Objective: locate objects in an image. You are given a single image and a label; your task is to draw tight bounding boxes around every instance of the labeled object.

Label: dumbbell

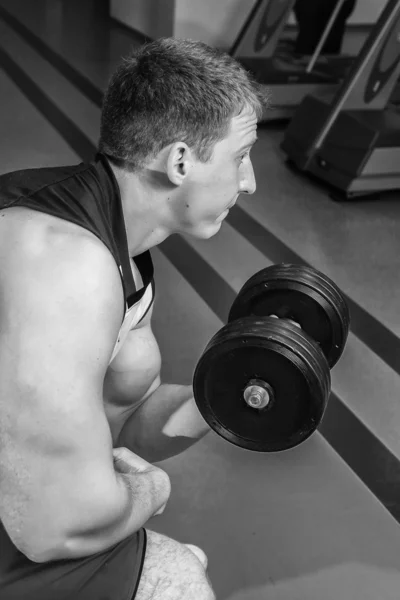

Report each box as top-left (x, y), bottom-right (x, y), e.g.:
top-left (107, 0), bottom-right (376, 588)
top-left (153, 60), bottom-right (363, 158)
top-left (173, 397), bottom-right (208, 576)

top-left (193, 264), bottom-right (350, 453)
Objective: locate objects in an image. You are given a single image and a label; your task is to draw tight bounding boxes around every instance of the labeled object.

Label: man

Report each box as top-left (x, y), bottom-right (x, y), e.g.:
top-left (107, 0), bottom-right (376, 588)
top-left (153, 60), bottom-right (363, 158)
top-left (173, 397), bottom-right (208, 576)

top-left (0, 38), bottom-right (262, 599)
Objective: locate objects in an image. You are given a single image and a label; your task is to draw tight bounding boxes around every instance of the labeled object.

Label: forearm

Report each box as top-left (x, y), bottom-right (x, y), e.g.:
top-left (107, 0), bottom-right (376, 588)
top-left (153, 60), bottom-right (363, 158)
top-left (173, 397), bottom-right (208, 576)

top-left (117, 384), bottom-right (211, 463)
top-left (62, 471), bottom-right (166, 559)
top-left (32, 467), bottom-right (169, 563)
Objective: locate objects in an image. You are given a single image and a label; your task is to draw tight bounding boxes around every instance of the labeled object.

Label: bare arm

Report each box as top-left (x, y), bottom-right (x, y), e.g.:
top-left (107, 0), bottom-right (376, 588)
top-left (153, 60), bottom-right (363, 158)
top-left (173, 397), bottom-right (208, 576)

top-left (105, 308), bottom-right (210, 463)
top-left (117, 382), bottom-right (211, 463)
top-left (0, 231), bottom-right (169, 563)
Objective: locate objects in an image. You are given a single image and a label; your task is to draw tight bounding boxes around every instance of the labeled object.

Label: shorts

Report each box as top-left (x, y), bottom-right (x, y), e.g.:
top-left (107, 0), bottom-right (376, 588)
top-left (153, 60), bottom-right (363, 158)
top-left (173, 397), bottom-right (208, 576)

top-left (0, 524), bottom-right (147, 600)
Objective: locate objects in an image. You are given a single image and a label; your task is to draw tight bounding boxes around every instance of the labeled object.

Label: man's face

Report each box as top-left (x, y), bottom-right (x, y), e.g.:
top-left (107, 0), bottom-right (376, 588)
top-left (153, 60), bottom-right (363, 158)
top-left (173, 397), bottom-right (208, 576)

top-left (176, 106), bottom-right (258, 239)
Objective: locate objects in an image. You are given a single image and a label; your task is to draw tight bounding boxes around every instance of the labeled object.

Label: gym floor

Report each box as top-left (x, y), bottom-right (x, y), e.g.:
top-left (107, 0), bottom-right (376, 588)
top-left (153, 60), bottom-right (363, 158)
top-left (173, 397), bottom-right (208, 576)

top-left (1, 1), bottom-right (400, 598)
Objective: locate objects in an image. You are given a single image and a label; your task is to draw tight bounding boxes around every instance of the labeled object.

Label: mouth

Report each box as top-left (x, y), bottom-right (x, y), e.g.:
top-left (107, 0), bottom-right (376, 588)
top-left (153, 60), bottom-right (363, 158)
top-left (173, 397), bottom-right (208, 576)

top-left (215, 198), bottom-right (238, 223)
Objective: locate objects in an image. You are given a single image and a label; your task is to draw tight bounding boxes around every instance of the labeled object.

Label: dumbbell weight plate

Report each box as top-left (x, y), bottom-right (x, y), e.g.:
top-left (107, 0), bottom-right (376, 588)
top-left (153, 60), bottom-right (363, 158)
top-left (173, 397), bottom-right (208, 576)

top-left (228, 264), bottom-right (350, 368)
top-left (193, 316), bottom-right (330, 452)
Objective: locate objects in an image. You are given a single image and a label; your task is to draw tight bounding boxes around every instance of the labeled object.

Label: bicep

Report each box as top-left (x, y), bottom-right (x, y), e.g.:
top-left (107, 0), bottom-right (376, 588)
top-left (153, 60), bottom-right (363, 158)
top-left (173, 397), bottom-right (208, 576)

top-left (0, 236), bottom-right (123, 552)
top-left (104, 303), bottom-right (161, 404)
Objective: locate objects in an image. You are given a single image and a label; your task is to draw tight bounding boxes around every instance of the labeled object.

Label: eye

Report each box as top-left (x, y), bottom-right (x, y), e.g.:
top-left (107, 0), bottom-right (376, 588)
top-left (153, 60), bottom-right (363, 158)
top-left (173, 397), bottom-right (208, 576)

top-left (238, 150), bottom-right (250, 164)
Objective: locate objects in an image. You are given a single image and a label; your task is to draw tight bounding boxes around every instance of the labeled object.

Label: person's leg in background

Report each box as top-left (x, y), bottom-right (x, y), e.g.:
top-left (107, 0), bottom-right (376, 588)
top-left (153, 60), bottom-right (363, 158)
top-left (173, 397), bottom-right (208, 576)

top-left (293, 0), bottom-right (328, 55)
top-left (322, 0), bottom-right (357, 54)
top-left (293, 0), bottom-right (357, 55)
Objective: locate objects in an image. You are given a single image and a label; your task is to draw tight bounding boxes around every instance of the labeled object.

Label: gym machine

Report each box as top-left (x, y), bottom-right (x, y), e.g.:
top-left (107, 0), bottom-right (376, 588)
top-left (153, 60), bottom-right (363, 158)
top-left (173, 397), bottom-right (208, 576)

top-left (230, 0), bottom-right (355, 121)
top-left (281, 0), bottom-right (400, 200)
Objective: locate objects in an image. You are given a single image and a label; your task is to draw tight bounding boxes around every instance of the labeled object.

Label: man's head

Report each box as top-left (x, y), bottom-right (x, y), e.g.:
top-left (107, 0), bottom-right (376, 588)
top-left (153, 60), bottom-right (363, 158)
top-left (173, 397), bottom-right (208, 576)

top-left (99, 37), bottom-right (263, 172)
top-left (99, 38), bottom-right (264, 241)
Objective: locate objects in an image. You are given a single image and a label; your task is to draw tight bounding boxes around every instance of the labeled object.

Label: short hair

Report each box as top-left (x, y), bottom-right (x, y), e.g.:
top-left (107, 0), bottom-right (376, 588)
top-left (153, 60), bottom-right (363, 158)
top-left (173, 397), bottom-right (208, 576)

top-left (98, 38), bottom-right (264, 171)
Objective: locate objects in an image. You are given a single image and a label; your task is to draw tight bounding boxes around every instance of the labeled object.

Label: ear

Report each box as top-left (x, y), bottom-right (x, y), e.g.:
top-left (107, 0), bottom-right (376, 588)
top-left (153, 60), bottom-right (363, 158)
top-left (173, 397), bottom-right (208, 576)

top-left (166, 142), bottom-right (193, 186)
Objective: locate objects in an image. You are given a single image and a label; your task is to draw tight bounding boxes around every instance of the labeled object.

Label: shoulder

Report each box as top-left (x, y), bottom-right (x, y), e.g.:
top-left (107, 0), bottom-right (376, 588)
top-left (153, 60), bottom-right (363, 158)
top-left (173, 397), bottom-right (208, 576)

top-left (0, 207), bottom-right (124, 326)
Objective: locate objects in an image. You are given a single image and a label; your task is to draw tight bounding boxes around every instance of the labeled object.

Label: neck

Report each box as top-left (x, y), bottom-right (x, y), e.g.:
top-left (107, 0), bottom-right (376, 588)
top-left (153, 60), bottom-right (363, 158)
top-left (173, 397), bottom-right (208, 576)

top-left (110, 162), bottom-right (173, 256)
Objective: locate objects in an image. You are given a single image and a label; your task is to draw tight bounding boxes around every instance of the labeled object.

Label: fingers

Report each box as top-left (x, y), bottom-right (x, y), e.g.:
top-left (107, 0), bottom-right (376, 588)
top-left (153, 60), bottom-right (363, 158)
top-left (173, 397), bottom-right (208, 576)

top-left (112, 447), bottom-right (171, 518)
top-left (184, 544), bottom-right (208, 570)
top-left (112, 446), bottom-right (154, 474)
top-left (153, 503), bottom-right (167, 516)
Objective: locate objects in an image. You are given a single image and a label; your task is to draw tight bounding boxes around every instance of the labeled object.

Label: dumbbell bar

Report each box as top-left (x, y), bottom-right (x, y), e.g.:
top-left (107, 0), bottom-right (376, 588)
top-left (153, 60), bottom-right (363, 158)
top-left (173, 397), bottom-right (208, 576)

top-left (193, 264), bottom-right (350, 453)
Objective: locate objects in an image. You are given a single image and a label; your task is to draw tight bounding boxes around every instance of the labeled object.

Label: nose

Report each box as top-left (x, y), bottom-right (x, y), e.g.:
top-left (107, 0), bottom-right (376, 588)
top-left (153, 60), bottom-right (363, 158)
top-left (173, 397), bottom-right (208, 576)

top-left (239, 159), bottom-right (256, 195)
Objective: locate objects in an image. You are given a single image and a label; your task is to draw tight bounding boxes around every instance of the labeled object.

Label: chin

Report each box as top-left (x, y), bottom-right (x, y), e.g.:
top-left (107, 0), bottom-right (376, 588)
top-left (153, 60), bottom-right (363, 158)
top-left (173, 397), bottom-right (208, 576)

top-left (195, 222), bottom-right (222, 239)
top-left (181, 218), bottom-right (224, 240)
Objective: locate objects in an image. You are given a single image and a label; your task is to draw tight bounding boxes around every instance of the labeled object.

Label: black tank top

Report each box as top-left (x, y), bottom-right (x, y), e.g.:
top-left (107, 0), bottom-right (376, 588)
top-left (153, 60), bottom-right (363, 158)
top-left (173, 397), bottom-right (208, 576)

top-left (0, 152), bottom-right (154, 310)
top-left (0, 154), bottom-right (153, 599)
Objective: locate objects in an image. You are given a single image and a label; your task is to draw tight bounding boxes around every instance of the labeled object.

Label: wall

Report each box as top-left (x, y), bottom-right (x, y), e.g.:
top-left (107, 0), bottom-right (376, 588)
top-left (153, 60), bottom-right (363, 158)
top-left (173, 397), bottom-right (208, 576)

top-left (110, 0), bottom-right (386, 49)
top-left (174, 0), bottom-right (385, 48)
top-left (110, 0), bottom-right (175, 39)
top-left (173, 0), bottom-right (256, 49)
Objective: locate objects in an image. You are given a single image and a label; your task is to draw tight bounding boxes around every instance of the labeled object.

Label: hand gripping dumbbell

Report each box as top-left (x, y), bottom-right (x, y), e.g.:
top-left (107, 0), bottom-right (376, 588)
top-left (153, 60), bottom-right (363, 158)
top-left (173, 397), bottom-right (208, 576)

top-left (193, 264), bottom-right (350, 452)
